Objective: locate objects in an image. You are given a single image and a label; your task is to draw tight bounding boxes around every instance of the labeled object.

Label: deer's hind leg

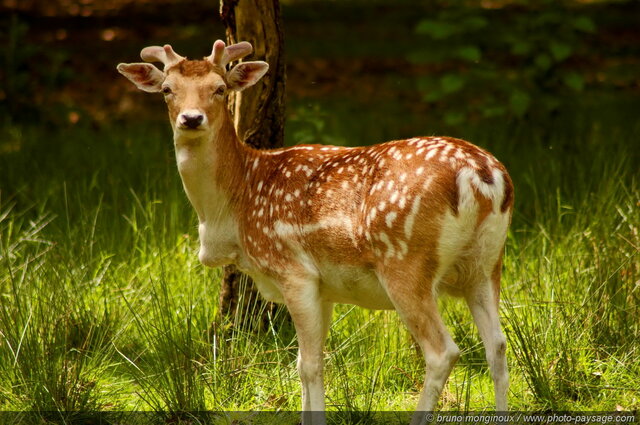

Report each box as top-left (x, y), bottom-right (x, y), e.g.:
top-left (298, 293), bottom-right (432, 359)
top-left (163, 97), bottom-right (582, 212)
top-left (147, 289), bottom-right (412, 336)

top-left (379, 266), bottom-right (460, 424)
top-left (464, 263), bottom-right (509, 411)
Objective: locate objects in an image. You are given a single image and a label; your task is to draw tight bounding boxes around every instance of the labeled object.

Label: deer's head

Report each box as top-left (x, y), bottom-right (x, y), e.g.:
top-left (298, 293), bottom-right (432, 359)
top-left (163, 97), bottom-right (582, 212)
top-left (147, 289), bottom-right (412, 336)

top-left (117, 40), bottom-right (268, 139)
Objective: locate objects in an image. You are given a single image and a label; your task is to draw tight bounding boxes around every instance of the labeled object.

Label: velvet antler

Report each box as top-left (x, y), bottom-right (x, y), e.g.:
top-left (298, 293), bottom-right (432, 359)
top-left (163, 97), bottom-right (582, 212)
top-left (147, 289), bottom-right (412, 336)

top-left (140, 44), bottom-right (185, 70)
top-left (206, 39), bottom-right (254, 69)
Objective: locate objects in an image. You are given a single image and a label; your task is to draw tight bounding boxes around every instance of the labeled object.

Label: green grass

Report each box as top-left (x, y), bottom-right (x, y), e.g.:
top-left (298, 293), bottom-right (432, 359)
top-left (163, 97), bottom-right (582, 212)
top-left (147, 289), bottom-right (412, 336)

top-left (0, 96), bottom-right (639, 421)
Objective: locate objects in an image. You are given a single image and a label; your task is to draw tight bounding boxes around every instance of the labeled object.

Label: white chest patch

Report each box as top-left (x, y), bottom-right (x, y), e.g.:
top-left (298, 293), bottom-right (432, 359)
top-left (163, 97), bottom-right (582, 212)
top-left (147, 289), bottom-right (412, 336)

top-left (198, 220), bottom-right (239, 267)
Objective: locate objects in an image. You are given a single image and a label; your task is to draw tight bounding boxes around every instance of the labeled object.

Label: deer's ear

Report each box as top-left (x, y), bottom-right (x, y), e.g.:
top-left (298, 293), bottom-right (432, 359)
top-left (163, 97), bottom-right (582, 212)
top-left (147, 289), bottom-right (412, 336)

top-left (226, 61), bottom-right (269, 92)
top-left (117, 63), bottom-right (164, 93)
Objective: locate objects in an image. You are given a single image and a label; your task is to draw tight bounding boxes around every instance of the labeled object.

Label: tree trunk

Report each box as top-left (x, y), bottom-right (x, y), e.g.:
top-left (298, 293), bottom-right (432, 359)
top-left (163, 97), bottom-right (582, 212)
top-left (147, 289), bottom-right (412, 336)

top-left (218, 0), bottom-right (286, 330)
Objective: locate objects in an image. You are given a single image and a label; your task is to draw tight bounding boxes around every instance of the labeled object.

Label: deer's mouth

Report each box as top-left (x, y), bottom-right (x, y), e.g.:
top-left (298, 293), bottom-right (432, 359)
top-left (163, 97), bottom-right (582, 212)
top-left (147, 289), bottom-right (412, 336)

top-left (178, 125), bottom-right (206, 131)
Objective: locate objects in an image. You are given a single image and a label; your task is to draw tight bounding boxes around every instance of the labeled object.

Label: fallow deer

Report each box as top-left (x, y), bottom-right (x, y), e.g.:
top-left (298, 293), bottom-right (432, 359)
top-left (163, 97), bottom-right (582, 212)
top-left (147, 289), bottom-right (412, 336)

top-left (117, 40), bottom-right (513, 424)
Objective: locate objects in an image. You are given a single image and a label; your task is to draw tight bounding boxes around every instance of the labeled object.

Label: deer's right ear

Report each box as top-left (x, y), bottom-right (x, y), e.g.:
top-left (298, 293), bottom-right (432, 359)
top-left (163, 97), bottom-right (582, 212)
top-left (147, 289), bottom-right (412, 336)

top-left (117, 63), bottom-right (164, 93)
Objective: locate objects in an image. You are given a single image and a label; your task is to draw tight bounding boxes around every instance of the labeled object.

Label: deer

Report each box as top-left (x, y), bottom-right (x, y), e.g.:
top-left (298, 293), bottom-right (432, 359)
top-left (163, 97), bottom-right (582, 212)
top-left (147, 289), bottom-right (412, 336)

top-left (117, 40), bottom-right (514, 424)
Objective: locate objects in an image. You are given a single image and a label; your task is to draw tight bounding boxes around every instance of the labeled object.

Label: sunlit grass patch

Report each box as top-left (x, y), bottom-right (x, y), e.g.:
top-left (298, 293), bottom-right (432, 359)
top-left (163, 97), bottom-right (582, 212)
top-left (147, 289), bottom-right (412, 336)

top-left (1, 101), bottom-right (639, 415)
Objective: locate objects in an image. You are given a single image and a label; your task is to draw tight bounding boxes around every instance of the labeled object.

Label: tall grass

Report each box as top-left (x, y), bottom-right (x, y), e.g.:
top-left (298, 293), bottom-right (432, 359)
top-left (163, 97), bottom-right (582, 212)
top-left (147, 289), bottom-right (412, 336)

top-left (0, 203), bottom-right (118, 421)
top-left (0, 97), bottom-right (639, 419)
top-left (502, 157), bottom-right (639, 409)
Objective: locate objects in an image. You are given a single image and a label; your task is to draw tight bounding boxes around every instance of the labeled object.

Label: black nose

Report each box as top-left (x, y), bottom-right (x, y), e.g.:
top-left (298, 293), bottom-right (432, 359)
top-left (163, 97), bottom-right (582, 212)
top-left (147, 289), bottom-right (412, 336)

top-left (182, 114), bottom-right (204, 129)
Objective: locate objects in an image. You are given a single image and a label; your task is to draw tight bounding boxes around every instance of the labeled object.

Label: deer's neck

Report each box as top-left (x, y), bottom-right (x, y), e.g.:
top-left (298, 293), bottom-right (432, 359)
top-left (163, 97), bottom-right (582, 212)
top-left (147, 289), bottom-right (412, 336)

top-left (173, 111), bottom-right (248, 225)
top-left (173, 110), bottom-right (262, 268)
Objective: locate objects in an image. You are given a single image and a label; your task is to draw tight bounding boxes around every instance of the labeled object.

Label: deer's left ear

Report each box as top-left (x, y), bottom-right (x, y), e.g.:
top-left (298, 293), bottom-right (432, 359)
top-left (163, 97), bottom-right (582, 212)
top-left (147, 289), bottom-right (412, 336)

top-left (226, 61), bottom-right (269, 91)
top-left (117, 63), bottom-right (164, 93)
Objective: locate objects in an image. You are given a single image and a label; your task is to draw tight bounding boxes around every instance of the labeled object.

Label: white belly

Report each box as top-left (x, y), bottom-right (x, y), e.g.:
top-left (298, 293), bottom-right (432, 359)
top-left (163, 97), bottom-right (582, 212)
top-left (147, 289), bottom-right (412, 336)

top-left (241, 261), bottom-right (393, 310)
top-left (249, 272), bottom-right (286, 304)
top-left (318, 264), bottom-right (394, 310)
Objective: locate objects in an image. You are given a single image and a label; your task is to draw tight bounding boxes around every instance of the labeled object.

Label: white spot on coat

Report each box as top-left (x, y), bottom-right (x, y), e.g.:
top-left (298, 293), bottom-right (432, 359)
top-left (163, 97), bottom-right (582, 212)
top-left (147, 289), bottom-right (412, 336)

top-left (385, 211), bottom-right (397, 228)
top-left (379, 232), bottom-right (395, 259)
top-left (404, 194), bottom-right (423, 239)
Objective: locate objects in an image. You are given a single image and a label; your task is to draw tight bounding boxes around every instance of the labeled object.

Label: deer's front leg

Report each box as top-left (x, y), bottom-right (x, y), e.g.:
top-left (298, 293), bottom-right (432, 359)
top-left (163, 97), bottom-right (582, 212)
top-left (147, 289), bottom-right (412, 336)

top-left (283, 280), bottom-right (333, 425)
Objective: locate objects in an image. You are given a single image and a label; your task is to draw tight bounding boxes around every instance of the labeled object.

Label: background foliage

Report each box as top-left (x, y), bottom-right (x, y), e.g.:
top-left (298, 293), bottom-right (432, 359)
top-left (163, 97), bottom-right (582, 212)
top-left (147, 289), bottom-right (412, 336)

top-left (412, 2), bottom-right (597, 123)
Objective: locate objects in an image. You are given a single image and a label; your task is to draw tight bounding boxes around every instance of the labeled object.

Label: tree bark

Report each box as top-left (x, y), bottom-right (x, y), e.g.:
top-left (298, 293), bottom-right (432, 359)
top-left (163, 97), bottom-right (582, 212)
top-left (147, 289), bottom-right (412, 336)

top-left (220, 0), bottom-right (285, 147)
top-left (218, 0), bottom-right (286, 330)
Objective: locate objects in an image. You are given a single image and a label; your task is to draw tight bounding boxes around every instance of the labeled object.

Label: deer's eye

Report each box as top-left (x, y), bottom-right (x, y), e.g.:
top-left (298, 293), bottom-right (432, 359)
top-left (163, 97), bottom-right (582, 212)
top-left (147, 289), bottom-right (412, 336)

top-left (162, 86), bottom-right (172, 95)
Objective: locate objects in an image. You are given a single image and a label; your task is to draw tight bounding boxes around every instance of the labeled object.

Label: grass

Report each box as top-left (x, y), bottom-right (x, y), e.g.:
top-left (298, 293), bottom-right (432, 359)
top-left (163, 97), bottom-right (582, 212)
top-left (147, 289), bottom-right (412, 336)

top-left (0, 94), bottom-right (639, 422)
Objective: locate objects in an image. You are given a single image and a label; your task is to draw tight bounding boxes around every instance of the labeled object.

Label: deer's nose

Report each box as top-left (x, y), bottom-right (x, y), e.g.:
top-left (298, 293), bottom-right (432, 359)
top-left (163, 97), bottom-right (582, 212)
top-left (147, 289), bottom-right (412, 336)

top-left (179, 112), bottom-right (204, 129)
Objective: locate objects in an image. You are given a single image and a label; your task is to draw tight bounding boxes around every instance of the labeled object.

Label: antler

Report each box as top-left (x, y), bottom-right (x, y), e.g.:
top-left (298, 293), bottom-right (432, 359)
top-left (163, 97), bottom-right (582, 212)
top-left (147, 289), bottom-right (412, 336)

top-left (207, 39), bottom-right (253, 69)
top-left (140, 44), bottom-right (185, 70)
